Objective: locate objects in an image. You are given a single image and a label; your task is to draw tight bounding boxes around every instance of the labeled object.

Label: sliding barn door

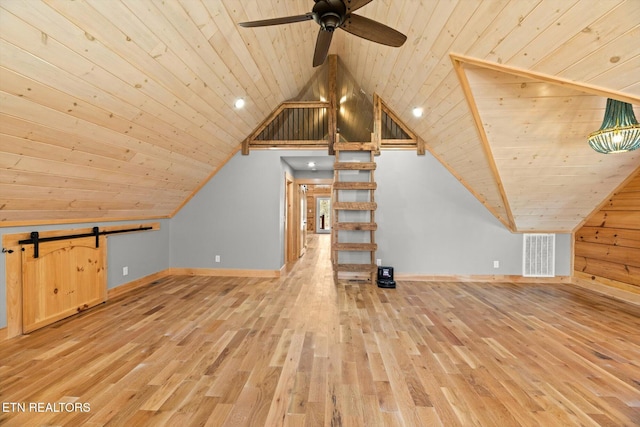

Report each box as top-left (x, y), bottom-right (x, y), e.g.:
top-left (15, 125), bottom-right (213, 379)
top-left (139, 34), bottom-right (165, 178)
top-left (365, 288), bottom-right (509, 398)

top-left (22, 236), bottom-right (107, 333)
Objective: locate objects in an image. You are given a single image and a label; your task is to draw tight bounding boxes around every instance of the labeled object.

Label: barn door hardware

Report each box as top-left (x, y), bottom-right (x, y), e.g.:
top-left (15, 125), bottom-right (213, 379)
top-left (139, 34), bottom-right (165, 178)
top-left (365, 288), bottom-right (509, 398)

top-left (18, 226), bottom-right (153, 258)
top-left (1, 248), bottom-right (15, 254)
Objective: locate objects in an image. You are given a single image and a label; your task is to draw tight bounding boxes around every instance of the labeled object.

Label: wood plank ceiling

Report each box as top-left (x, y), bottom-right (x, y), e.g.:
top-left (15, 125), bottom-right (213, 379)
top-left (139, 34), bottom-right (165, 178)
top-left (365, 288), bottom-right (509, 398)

top-left (0, 0), bottom-right (639, 230)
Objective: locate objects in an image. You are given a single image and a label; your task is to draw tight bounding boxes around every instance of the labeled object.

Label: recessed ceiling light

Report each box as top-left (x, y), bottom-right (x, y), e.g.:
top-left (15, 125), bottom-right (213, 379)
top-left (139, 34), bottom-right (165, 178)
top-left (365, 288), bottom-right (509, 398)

top-left (308, 161), bottom-right (316, 167)
top-left (412, 107), bottom-right (423, 118)
top-left (234, 98), bottom-right (245, 109)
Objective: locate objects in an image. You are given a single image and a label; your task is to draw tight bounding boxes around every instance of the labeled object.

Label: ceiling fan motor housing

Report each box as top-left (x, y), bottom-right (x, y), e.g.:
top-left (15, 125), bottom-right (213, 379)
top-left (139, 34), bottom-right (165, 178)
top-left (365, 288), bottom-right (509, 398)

top-left (313, 0), bottom-right (346, 31)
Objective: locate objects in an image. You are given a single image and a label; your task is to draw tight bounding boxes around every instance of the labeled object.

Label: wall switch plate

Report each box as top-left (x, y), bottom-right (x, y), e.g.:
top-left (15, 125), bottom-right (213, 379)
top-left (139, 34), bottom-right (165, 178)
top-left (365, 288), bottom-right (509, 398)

top-left (123, 266), bottom-right (129, 276)
top-left (215, 255), bottom-right (220, 263)
top-left (493, 260), bottom-right (499, 269)
top-left (376, 259), bottom-right (382, 266)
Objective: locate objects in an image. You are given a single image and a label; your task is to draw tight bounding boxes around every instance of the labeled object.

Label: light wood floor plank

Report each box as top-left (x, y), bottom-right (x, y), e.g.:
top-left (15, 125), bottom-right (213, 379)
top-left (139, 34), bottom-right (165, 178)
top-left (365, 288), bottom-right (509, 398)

top-left (1, 234), bottom-right (639, 426)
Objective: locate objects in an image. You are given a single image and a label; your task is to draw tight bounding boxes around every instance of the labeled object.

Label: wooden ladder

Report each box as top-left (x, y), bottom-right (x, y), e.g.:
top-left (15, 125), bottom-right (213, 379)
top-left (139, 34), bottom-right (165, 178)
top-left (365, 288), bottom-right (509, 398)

top-left (331, 143), bottom-right (378, 282)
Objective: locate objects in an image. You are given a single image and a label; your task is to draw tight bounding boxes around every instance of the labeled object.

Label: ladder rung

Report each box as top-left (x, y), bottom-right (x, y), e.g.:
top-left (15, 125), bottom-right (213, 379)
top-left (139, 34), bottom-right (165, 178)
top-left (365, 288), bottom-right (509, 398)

top-left (333, 202), bottom-right (377, 211)
top-left (333, 222), bottom-right (377, 231)
top-left (333, 243), bottom-right (377, 251)
top-left (334, 162), bottom-right (377, 170)
top-left (333, 182), bottom-right (377, 190)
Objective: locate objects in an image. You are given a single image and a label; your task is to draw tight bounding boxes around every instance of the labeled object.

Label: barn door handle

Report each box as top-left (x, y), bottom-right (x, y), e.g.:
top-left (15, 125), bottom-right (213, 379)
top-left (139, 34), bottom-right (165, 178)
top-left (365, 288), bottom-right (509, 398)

top-left (1, 248), bottom-right (14, 254)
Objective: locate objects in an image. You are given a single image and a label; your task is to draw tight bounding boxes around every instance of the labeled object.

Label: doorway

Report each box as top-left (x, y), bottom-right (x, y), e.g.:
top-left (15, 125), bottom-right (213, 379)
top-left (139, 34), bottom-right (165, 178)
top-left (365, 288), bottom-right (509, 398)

top-left (316, 197), bottom-right (331, 233)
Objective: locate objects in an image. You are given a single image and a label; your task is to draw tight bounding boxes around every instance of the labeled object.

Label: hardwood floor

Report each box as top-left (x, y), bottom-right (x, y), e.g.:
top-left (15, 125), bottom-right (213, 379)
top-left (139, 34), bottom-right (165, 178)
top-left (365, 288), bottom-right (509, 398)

top-left (1, 234), bottom-right (639, 426)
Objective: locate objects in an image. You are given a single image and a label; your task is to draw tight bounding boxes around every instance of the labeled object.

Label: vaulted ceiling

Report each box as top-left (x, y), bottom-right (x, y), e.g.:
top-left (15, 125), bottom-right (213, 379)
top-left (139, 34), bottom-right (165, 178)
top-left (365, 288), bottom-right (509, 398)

top-left (0, 0), bottom-right (639, 230)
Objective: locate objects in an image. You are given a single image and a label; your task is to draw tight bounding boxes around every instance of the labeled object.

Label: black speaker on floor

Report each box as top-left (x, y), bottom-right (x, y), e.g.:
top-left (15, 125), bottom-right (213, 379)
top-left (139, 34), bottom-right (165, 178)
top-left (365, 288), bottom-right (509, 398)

top-left (377, 266), bottom-right (396, 288)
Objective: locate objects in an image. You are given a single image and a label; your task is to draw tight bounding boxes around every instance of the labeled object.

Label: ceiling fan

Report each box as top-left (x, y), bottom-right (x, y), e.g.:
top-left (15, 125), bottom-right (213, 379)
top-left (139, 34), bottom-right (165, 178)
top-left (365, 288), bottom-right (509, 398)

top-left (238, 0), bottom-right (407, 67)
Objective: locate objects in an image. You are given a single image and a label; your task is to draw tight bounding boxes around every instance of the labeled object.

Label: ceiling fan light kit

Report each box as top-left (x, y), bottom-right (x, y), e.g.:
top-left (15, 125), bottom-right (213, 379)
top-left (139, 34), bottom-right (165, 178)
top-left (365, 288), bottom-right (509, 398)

top-left (238, 0), bottom-right (406, 67)
top-left (588, 98), bottom-right (640, 154)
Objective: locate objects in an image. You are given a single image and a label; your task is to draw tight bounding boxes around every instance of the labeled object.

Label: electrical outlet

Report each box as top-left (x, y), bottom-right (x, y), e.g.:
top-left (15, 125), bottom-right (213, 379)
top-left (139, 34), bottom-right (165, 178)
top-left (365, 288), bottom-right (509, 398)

top-left (123, 266), bottom-right (129, 276)
top-left (215, 255), bottom-right (220, 263)
top-left (493, 260), bottom-right (499, 269)
top-left (376, 259), bottom-right (382, 266)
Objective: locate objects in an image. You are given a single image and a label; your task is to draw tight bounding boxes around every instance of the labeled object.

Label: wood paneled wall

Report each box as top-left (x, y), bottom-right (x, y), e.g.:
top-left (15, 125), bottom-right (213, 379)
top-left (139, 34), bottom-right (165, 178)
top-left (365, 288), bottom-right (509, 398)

top-left (575, 171), bottom-right (640, 292)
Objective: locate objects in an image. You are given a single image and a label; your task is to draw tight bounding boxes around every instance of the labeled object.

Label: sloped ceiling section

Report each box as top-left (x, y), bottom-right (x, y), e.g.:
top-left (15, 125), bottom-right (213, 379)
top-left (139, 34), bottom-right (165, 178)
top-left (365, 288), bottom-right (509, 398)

top-left (458, 60), bottom-right (640, 232)
top-left (0, 1), bottom-right (639, 228)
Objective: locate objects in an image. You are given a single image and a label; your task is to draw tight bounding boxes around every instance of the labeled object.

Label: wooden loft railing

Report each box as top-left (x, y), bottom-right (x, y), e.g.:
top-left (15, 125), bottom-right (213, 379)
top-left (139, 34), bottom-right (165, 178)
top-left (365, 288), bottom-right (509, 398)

top-left (372, 93), bottom-right (426, 155)
top-left (241, 56), bottom-right (425, 156)
top-left (241, 101), bottom-right (330, 154)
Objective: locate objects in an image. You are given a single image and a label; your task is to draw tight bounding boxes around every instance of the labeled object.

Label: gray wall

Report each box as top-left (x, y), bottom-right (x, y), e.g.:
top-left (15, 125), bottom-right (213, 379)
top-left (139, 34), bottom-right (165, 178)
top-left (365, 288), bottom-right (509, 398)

top-left (170, 150), bottom-right (328, 271)
top-left (375, 151), bottom-right (571, 275)
top-left (0, 219), bottom-right (170, 329)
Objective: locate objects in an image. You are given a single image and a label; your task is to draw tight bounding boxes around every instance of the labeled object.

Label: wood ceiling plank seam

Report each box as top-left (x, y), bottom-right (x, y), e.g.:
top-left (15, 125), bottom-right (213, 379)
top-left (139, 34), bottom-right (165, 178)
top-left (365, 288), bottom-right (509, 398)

top-left (622, 80), bottom-right (640, 94)
top-left (0, 32), bottom-right (134, 122)
top-left (7, 0), bottom-right (220, 140)
top-left (523, 1), bottom-right (636, 77)
top-left (450, 54), bottom-right (640, 104)
top-left (1, 113), bottom-right (226, 179)
top-left (373, 0), bottom-right (423, 100)
top-left (463, 0), bottom-right (544, 61)
top-left (581, 47), bottom-right (640, 94)
top-left (508, 0), bottom-right (629, 73)
top-left (485, 0), bottom-right (580, 68)
top-left (497, 162), bottom-right (640, 174)
top-left (0, 113), bottom-right (132, 163)
top-left (90, 0), bottom-right (272, 132)
top-left (0, 184), bottom-right (118, 201)
top-left (153, 0), bottom-right (270, 123)
top-left (0, 67), bottom-right (226, 169)
top-left (0, 152), bottom-right (198, 193)
top-left (0, 198), bottom-right (157, 212)
top-left (120, 0), bottom-right (253, 127)
top-left (0, 89), bottom-right (222, 170)
top-left (392, 0), bottom-right (496, 110)
top-left (0, 46), bottom-right (226, 161)
top-left (365, 0), bottom-right (412, 98)
top-left (352, 0), bottom-right (384, 91)
top-left (388, 2), bottom-right (473, 108)
top-left (115, 0), bottom-right (259, 130)
top-left (359, 0), bottom-right (387, 95)
top-left (0, 12), bottom-right (238, 158)
top-left (0, 170), bottom-right (159, 195)
top-left (240, 9), bottom-right (297, 103)
top-left (411, 0), bottom-right (529, 111)
top-left (276, 2), bottom-right (312, 96)
top-left (0, 133), bottom-right (210, 183)
top-left (274, 2), bottom-right (313, 94)
top-left (201, 23), bottom-right (273, 117)
top-left (43, 1), bottom-right (250, 146)
top-left (207, 1), bottom-right (266, 85)
top-left (224, 1), bottom-right (285, 107)
top-left (0, 211), bottom-right (171, 225)
top-left (248, 0), bottom-right (302, 100)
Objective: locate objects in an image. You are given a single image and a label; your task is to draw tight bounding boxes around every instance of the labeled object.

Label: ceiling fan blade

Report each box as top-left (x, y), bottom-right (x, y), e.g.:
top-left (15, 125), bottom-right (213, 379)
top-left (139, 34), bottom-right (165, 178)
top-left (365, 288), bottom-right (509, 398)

top-left (343, 0), bottom-right (373, 13)
top-left (340, 14), bottom-right (406, 47)
top-left (313, 29), bottom-right (334, 67)
top-left (239, 13), bottom-right (314, 28)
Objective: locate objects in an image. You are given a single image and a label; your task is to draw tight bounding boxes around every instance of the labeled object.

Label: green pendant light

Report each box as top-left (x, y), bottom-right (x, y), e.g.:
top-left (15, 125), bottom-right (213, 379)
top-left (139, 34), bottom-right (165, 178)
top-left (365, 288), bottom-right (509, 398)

top-left (587, 99), bottom-right (640, 154)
